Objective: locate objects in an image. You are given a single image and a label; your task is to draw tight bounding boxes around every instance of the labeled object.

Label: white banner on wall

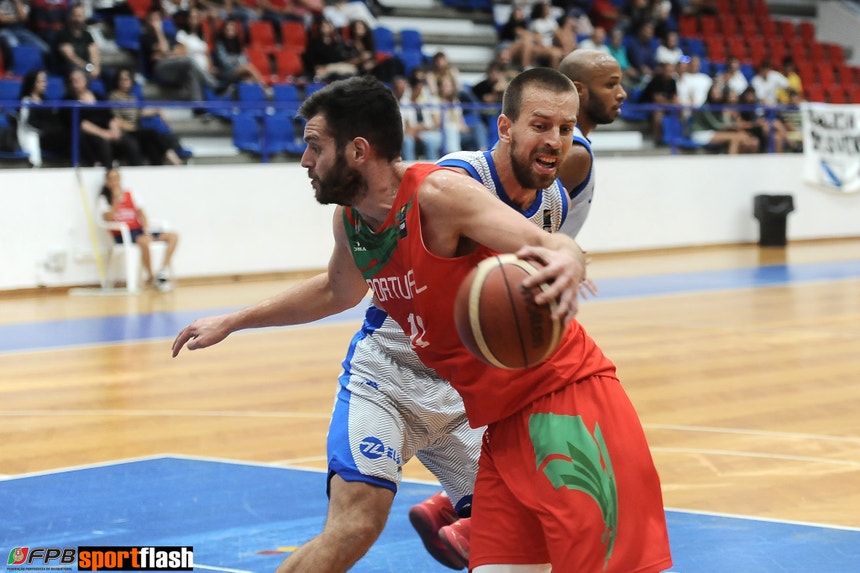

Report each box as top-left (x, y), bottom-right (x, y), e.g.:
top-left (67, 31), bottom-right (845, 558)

top-left (801, 102), bottom-right (860, 194)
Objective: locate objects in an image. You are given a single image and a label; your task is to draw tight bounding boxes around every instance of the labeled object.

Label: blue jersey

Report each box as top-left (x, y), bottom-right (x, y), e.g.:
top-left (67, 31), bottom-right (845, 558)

top-left (558, 125), bottom-right (594, 238)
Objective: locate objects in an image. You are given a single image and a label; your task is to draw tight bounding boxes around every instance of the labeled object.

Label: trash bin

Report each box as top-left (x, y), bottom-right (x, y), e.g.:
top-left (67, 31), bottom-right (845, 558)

top-left (753, 194), bottom-right (794, 247)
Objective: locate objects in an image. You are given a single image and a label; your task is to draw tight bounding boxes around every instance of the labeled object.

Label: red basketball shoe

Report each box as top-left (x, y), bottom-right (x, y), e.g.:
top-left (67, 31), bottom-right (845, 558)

top-left (408, 492), bottom-right (467, 570)
top-left (439, 517), bottom-right (471, 567)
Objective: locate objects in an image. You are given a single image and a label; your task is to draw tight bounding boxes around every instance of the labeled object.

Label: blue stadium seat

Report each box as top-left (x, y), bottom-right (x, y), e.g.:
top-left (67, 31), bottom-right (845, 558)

top-left (114, 15), bottom-right (142, 51)
top-left (45, 75), bottom-right (65, 100)
top-left (263, 111), bottom-right (306, 155)
top-left (12, 46), bottom-right (44, 77)
top-left (399, 29), bottom-right (423, 53)
top-left (232, 112), bottom-right (262, 154)
top-left (661, 114), bottom-right (709, 153)
top-left (373, 26), bottom-right (396, 55)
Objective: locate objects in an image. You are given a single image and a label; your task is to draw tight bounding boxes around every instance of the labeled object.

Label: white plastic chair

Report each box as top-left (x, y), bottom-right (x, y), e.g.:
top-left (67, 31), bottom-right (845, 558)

top-left (96, 218), bottom-right (143, 293)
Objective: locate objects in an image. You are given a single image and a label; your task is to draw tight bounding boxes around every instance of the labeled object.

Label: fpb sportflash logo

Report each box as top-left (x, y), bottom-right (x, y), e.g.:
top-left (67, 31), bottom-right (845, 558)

top-left (7, 546), bottom-right (194, 571)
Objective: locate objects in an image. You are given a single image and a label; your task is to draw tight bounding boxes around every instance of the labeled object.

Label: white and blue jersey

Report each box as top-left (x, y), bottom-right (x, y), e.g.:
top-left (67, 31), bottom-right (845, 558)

top-left (328, 150), bottom-right (575, 515)
top-left (558, 125), bottom-right (595, 238)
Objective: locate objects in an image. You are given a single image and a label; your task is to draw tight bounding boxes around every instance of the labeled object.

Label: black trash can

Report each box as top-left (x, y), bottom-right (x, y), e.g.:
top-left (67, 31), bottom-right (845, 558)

top-left (753, 194), bottom-right (794, 247)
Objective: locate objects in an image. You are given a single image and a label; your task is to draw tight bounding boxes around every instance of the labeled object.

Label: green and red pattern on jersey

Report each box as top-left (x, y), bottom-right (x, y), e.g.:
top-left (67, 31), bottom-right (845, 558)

top-left (344, 163), bottom-right (616, 428)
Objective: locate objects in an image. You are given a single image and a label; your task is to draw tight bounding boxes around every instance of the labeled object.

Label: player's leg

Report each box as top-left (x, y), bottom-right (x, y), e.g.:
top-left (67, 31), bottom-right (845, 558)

top-left (410, 392), bottom-right (482, 570)
top-left (275, 474), bottom-right (394, 573)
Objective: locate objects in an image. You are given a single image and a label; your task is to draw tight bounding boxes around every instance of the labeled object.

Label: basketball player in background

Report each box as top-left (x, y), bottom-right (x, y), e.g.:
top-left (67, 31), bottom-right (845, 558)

top-left (407, 48), bottom-right (629, 566)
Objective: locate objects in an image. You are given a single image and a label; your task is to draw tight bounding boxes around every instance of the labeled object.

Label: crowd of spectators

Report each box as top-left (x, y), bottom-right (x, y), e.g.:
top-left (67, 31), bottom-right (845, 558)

top-left (0, 0), bottom-right (825, 165)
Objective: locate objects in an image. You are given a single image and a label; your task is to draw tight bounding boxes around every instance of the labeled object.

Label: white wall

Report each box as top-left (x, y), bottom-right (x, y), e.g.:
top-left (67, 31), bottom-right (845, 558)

top-left (1, 155), bottom-right (858, 292)
top-left (817, 1), bottom-right (860, 66)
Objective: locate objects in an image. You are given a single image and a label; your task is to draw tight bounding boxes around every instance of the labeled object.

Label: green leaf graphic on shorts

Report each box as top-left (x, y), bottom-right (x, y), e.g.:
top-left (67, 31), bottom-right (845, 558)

top-left (529, 413), bottom-right (618, 569)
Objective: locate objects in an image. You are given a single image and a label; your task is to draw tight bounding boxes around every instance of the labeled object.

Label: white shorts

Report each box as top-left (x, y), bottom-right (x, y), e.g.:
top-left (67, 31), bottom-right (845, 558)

top-left (327, 304), bottom-right (483, 514)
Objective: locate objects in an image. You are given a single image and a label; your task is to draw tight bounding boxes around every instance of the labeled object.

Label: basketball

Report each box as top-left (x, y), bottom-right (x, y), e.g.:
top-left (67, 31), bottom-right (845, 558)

top-left (454, 254), bottom-right (563, 370)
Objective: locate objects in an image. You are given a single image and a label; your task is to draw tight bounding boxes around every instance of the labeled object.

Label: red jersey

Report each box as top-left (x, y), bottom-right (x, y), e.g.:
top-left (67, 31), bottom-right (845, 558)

top-left (111, 191), bottom-right (143, 235)
top-left (344, 164), bottom-right (616, 427)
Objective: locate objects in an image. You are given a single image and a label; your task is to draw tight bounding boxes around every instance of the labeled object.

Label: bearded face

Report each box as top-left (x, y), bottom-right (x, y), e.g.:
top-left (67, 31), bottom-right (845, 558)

top-left (313, 145), bottom-right (368, 206)
top-left (508, 134), bottom-right (562, 190)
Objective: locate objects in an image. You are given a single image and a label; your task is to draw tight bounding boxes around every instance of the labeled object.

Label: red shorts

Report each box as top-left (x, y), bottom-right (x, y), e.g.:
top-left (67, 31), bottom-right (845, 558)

top-left (469, 375), bottom-right (672, 572)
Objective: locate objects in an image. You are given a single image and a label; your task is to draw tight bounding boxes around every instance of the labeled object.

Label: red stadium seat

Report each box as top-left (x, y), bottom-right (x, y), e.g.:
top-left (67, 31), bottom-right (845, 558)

top-left (740, 18), bottom-right (759, 37)
top-left (705, 37), bottom-right (726, 62)
top-left (810, 43), bottom-right (826, 63)
top-left (700, 16), bottom-right (718, 38)
top-left (249, 21), bottom-right (278, 54)
top-left (848, 86), bottom-right (860, 104)
top-left (779, 20), bottom-right (796, 43)
top-left (276, 49), bottom-right (304, 81)
top-left (720, 16), bottom-right (738, 36)
top-left (726, 36), bottom-right (747, 60)
top-left (798, 21), bottom-right (815, 44)
top-left (753, 0), bottom-right (769, 18)
top-left (805, 84), bottom-right (824, 102)
top-left (824, 85), bottom-right (846, 104)
top-left (760, 19), bottom-right (778, 40)
top-left (245, 47), bottom-right (273, 79)
top-left (817, 65), bottom-right (836, 86)
top-left (827, 44), bottom-right (845, 64)
top-left (679, 15), bottom-right (697, 37)
top-left (280, 21), bottom-right (307, 54)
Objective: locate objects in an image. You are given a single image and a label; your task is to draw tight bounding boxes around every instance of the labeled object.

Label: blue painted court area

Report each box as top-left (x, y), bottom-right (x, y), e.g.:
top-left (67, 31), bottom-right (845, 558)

top-left (2, 259), bottom-right (860, 355)
top-left (1, 457), bottom-right (859, 573)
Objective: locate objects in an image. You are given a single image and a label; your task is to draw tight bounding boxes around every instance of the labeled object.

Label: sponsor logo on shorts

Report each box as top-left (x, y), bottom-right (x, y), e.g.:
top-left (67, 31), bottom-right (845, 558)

top-left (359, 436), bottom-right (402, 464)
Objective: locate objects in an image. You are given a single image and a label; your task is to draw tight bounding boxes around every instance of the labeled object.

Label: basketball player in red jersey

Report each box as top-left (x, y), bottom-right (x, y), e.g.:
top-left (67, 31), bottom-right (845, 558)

top-left (175, 73), bottom-right (671, 572)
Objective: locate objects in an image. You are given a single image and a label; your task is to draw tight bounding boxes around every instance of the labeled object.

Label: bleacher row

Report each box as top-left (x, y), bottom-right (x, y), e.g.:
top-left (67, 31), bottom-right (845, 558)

top-left (677, 0), bottom-right (860, 103)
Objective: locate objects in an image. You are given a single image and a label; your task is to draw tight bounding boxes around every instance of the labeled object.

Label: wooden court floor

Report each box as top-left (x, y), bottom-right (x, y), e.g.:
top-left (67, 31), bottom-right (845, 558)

top-left (2, 239), bottom-right (859, 531)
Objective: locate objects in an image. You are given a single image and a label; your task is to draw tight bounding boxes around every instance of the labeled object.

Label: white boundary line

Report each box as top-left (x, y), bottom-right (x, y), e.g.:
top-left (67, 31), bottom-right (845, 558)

top-left (0, 410), bottom-right (330, 419)
top-left (193, 565), bottom-right (254, 573)
top-left (645, 423), bottom-right (860, 444)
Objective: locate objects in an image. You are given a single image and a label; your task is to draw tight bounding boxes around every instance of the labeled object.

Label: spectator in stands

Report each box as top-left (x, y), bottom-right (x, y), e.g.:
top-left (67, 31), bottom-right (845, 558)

top-left (109, 66), bottom-right (184, 165)
top-left (577, 26), bottom-right (608, 53)
top-left (425, 50), bottom-right (461, 98)
top-left (497, 4), bottom-right (534, 69)
top-left (587, 0), bottom-right (618, 32)
top-left (62, 67), bottom-right (142, 166)
top-left (655, 30), bottom-right (683, 65)
top-left (99, 167), bottom-right (179, 291)
top-left (213, 17), bottom-right (268, 88)
top-left (626, 21), bottom-right (658, 86)
top-left (0, 0), bottom-right (51, 66)
top-left (689, 83), bottom-right (759, 154)
top-left (750, 59), bottom-right (788, 107)
top-left (637, 60), bottom-right (678, 144)
top-left (346, 18), bottom-right (402, 82)
top-left (261, 0), bottom-right (321, 39)
top-left (141, 8), bottom-right (220, 106)
top-left (16, 69), bottom-right (67, 167)
top-left (322, 0), bottom-right (376, 28)
top-left (55, 3), bottom-right (101, 78)
top-left (681, 0), bottom-right (717, 16)
top-left (777, 56), bottom-right (802, 105)
top-left (528, 1), bottom-right (564, 68)
top-left (714, 56), bottom-right (748, 98)
top-left (176, 7), bottom-right (220, 81)
top-left (302, 14), bottom-right (358, 81)
top-left (435, 74), bottom-right (468, 151)
top-left (224, 0), bottom-right (263, 38)
top-left (400, 68), bottom-right (444, 161)
top-left (735, 85), bottom-right (788, 152)
top-left (28, 0), bottom-right (70, 47)
top-left (553, 12), bottom-right (578, 57)
top-left (619, 0), bottom-right (652, 36)
top-left (675, 54), bottom-right (711, 108)
top-left (606, 26), bottom-right (638, 88)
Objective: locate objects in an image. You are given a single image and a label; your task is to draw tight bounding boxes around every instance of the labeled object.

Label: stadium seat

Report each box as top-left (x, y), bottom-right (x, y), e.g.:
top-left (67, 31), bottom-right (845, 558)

top-left (700, 16), bottom-right (717, 38)
top-left (827, 44), bottom-right (845, 64)
top-left (678, 16), bottom-right (696, 37)
top-left (232, 112), bottom-right (262, 154)
top-left (0, 78), bottom-right (22, 107)
top-left (125, 0), bottom-right (151, 19)
top-left (12, 45), bottom-right (44, 77)
top-left (399, 28), bottom-right (423, 53)
top-left (799, 21), bottom-right (815, 44)
top-left (304, 82), bottom-right (325, 97)
top-left (280, 21), bottom-right (307, 53)
top-left (661, 114), bottom-right (709, 153)
top-left (44, 75), bottom-right (65, 100)
top-left (373, 26), bottom-right (396, 56)
top-left (398, 49), bottom-right (425, 76)
top-left (245, 47), bottom-right (274, 80)
top-left (720, 16), bottom-right (738, 37)
top-left (824, 85), bottom-right (846, 104)
top-left (263, 111), bottom-right (306, 155)
top-left (804, 84), bottom-right (824, 102)
top-left (249, 21), bottom-right (278, 54)
top-left (114, 15), bottom-right (142, 51)
top-left (848, 86), bottom-right (860, 104)
top-left (272, 82), bottom-right (300, 103)
top-left (276, 49), bottom-right (304, 81)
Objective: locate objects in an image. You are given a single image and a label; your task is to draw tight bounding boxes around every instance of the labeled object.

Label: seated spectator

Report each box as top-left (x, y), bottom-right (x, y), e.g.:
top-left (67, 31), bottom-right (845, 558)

top-left (528, 1), bottom-right (564, 68)
top-left (587, 0), bottom-right (619, 33)
top-left (777, 56), bottom-right (802, 105)
top-left (735, 86), bottom-right (788, 152)
top-left (619, 0), bottom-right (651, 36)
top-left (16, 69), bottom-right (67, 167)
top-left (437, 74), bottom-right (471, 153)
top-left (224, 0), bottom-right (263, 38)
top-left (322, 0), bottom-right (377, 28)
top-left (212, 18), bottom-right (268, 88)
top-left (99, 167), bottom-right (179, 291)
top-left (675, 55), bottom-right (711, 109)
top-left (553, 13), bottom-right (578, 57)
top-left (577, 26), bottom-right (609, 53)
top-left (345, 18), bottom-right (402, 83)
top-left (626, 21), bottom-right (658, 86)
top-left (606, 26), bottom-right (638, 88)
top-left (496, 4), bottom-right (533, 68)
top-left (261, 0), bottom-right (321, 39)
top-left (690, 84), bottom-right (759, 154)
top-left (0, 0), bottom-right (52, 66)
top-left (62, 67), bottom-right (142, 166)
top-left (470, 59), bottom-right (509, 131)
top-left (400, 69), bottom-right (444, 161)
top-left (28, 0), bottom-right (70, 47)
top-left (140, 8), bottom-right (220, 106)
top-left (714, 56), bottom-right (748, 98)
top-left (637, 61), bottom-right (678, 144)
top-left (302, 15), bottom-right (357, 81)
top-left (55, 3), bottom-right (102, 79)
top-left (750, 59), bottom-right (788, 107)
top-left (109, 67), bottom-right (185, 165)
top-left (425, 50), bottom-right (461, 98)
top-left (655, 30), bottom-right (683, 65)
